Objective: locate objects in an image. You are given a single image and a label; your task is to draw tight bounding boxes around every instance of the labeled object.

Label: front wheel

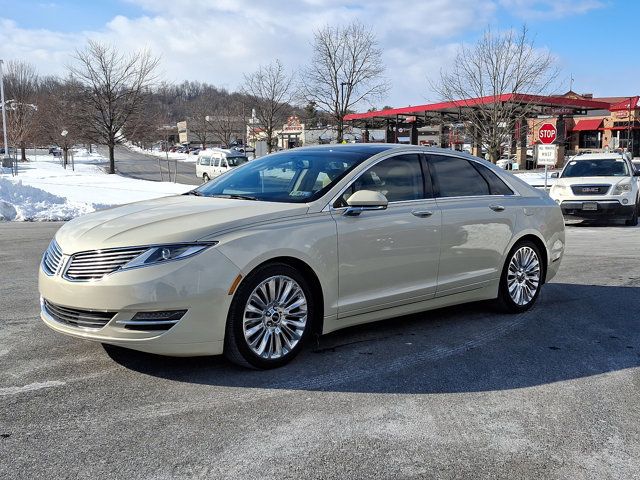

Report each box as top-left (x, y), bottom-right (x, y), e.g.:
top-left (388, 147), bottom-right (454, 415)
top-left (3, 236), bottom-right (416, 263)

top-left (224, 263), bottom-right (314, 369)
top-left (203, 173), bottom-right (210, 183)
top-left (495, 241), bottom-right (544, 313)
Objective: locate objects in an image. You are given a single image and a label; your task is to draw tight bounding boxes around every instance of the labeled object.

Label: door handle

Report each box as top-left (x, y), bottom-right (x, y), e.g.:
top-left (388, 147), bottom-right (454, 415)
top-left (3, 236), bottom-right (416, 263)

top-left (489, 204), bottom-right (505, 212)
top-left (411, 209), bottom-right (433, 218)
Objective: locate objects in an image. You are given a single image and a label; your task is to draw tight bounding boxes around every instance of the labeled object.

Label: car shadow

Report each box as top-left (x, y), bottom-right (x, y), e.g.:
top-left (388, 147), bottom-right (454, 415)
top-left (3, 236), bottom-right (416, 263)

top-left (566, 219), bottom-right (633, 227)
top-left (104, 282), bottom-right (640, 394)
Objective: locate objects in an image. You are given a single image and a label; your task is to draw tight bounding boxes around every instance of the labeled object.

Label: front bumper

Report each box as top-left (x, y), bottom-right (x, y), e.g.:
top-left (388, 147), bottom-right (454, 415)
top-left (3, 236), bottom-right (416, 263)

top-left (559, 200), bottom-right (634, 219)
top-left (38, 247), bottom-right (241, 356)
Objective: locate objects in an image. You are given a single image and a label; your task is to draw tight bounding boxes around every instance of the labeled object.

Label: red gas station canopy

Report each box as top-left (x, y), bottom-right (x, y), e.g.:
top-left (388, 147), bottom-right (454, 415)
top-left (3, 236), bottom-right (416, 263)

top-left (344, 93), bottom-right (612, 122)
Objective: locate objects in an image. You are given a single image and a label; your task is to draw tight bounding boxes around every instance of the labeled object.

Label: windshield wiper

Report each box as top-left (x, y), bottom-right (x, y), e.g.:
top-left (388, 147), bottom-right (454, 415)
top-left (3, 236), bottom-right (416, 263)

top-left (184, 190), bottom-right (203, 196)
top-left (210, 194), bottom-right (257, 201)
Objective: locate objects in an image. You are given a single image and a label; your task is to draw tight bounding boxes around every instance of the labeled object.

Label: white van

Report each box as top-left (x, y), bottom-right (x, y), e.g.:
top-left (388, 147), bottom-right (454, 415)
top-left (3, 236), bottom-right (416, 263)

top-left (196, 149), bottom-right (249, 182)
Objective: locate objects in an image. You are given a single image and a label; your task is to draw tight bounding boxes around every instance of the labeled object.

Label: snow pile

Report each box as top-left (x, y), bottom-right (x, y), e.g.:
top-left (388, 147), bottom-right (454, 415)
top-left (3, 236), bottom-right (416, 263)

top-left (0, 149), bottom-right (192, 221)
top-left (0, 178), bottom-right (100, 221)
top-left (513, 171), bottom-right (558, 188)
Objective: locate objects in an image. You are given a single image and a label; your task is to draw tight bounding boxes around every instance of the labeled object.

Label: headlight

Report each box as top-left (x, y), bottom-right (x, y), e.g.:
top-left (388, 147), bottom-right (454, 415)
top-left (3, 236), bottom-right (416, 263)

top-left (122, 242), bottom-right (217, 270)
top-left (550, 184), bottom-right (568, 196)
top-left (612, 182), bottom-right (631, 195)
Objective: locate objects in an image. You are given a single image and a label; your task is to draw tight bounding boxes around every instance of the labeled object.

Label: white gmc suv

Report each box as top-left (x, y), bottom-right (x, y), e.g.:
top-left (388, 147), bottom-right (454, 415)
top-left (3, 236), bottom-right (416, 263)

top-left (549, 153), bottom-right (640, 226)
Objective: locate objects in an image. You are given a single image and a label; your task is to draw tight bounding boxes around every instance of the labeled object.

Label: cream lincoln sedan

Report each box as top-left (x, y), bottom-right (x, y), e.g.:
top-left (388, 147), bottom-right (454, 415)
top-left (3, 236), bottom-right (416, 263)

top-left (39, 144), bottom-right (565, 369)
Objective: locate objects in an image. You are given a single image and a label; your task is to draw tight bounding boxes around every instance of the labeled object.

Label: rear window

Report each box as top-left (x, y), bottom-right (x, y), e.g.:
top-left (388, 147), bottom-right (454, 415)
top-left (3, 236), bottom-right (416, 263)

top-left (472, 163), bottom-right (514, 195)
top-left (562, 159), bottom-right (629, 177)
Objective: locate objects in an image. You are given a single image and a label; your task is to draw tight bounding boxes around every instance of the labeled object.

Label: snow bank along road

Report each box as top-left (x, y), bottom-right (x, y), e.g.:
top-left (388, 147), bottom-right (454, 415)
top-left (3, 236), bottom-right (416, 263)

top-left (0, 148), bottom-right (192, 221)
top-left (0, 221), bottom-right (638, 479)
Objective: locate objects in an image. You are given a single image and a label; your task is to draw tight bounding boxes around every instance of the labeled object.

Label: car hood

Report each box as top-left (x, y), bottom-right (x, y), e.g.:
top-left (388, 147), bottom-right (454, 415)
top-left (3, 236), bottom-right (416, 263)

top-left (55, 195), bottom-right (308, 254)
top-left (555, 176), bottom-right (623, 186)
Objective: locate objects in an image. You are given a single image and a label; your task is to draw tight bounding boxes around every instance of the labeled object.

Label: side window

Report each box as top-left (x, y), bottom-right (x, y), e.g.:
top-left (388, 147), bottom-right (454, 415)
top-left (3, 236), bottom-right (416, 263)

top-left (223, 159), bottom-right (229, 169)
top-left (472, 163), bottom-right (514, 195)
top-left (340, 154), bottom-right (425, 205)
top-left (200, 156), bottom-right (211, 166)
top-left (213, 157), bottom-right (221, 167)
top-left (429, 155), bottom-right (490, 197)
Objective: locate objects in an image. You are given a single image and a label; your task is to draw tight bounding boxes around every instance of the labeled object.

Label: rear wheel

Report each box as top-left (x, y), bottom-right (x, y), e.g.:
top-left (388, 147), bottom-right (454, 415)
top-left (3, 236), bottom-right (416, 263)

top-left (203, 173), bottom-right (210, 183)
top-left (625, 202), bottom-right (638, 226)
top-left (224, 263), bottom-right (314, 369)
top-left (495, 240), bottom-right (544, 313)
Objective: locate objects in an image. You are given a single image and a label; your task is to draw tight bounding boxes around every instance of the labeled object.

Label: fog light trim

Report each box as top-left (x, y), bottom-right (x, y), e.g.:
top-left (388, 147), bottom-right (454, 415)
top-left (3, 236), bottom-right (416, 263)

top-left (116, 309), bottom-right (187, 330)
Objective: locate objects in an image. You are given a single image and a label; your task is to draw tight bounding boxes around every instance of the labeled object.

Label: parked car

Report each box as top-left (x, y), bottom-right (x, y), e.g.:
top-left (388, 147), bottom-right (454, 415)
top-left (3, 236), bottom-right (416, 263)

top-left (496, 157), bottom-right (519, 170)
top-left (549, 152), bottom-right (640, 225)
top-left (39, 145), bottom-right (565, 368)
top-left (196, 148), bottom-right (249, 182)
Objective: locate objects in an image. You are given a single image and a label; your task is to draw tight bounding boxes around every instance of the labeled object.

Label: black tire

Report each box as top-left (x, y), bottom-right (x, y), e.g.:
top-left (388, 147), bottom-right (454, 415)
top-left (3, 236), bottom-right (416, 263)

top-left (495, 240), bottom-right (545, 313)
top-left (224, 263), bottom-right (315, 369)
top-left (625, 202), bottom-right (638, 226)
top-left (203, 173), bottom-right (210, 183)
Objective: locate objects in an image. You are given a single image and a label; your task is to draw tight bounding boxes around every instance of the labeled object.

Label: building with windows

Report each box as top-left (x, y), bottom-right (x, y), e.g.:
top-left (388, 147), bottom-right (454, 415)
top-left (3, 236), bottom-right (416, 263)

top-left (528, 93), bottom-right (639, 158)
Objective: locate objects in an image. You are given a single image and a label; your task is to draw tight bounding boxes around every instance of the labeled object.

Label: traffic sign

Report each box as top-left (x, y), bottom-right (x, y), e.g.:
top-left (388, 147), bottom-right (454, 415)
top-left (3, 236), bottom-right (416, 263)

top-left (539, 123), bottom-right (557, 144)
top-left (536, 144), bottom-right (557, 166)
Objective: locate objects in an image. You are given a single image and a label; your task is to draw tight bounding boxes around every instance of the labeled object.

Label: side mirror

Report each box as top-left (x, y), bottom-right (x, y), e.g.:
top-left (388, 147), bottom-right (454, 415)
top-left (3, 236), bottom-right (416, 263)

top-left (344, 190), bottom-right (388, 216)
top-left (550, 172), bottom-right (559, 178)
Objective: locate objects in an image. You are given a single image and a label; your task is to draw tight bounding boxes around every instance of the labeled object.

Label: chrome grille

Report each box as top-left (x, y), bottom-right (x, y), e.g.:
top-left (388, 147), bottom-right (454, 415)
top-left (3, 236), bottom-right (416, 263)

top-left (42, 240), bottom-right (63, 275)
top-left (42, 299), bottom-right (115, 329)
top-left (64, 247), bottom-right (147, 281)
top-left (571, 184), bottom-right (610, 195)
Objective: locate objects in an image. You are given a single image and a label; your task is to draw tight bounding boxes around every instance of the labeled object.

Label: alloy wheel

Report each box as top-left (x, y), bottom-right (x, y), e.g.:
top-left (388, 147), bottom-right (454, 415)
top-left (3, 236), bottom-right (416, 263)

top-left (242, 275), bottom-right (308, 359)
top-left (506, 246), bottom-right (540, 306)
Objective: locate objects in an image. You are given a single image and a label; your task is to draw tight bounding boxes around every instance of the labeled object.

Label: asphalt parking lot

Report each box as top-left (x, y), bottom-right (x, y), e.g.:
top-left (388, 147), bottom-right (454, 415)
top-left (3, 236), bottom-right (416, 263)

top-left (1, 221), bottom-right (639, 479)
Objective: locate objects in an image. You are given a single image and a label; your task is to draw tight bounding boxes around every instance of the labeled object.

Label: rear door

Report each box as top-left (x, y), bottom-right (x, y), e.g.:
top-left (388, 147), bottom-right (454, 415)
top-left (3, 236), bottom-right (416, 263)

top-left (332, 153), bottom-right (442, 317)
top-left (427, 154), bottom-right (517, 296)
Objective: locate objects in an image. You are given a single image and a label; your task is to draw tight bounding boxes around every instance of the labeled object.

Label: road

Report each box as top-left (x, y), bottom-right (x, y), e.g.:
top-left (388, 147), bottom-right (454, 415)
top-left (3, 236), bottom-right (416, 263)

top-left (96, 145), bottom-right (200, 186)
top-left (1, 223), bottom-right (639, 479)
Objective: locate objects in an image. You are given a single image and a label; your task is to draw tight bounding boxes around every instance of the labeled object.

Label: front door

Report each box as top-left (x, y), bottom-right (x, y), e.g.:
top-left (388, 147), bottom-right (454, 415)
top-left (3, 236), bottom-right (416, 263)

top-left (331, 153), bottom-right (442, 317)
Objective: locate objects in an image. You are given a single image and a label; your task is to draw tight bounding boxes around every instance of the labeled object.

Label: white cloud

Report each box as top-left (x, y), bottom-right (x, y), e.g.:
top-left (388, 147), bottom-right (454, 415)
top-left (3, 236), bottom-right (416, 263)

top-left (499, 0), bottom-right (605, 18)
top-left (0, 0), bottom-right (607, 108)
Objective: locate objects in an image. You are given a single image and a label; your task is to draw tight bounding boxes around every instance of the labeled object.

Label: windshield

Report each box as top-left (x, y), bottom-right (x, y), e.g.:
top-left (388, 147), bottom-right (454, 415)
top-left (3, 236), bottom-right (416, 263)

top-left (195, 147), bottom-right (388, 203)
top-left (227, 156), bottom-right (248, 167)
top-left (562, 159), bottom-right (629, 177)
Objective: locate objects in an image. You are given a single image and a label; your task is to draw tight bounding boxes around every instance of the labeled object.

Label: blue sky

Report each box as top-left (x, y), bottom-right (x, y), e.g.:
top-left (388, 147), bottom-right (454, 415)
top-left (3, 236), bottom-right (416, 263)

top-left (0, 0), bottom-right (637, 108)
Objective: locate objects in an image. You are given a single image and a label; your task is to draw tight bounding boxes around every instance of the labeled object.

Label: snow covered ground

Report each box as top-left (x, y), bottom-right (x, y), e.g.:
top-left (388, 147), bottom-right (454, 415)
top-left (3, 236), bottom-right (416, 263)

top-left (126, 144), bottom-right (194, 162)
top-left (0, 148), bottom-right (191, 221)
top-left (513, 171), bottom-right (558, 189)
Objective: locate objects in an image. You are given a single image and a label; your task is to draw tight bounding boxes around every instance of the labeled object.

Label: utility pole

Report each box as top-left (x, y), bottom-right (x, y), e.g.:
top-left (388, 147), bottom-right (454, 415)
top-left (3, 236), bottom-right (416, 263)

top-left (0, 59), bottom-right (11, 171)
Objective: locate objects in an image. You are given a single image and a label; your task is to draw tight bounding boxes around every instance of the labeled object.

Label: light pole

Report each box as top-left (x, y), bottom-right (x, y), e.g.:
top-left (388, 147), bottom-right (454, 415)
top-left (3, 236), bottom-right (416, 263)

top-left (0, 59), bottom-right (10, 171)
top-left (340, 82), bottom-right (351, 143)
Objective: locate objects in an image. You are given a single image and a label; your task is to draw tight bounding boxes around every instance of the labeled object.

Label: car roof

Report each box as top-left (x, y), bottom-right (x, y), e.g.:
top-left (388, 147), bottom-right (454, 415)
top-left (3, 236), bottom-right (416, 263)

top-left (570, 152), bottom-right (629, 160)
top-left (275, 143), bottom-right (491, 160)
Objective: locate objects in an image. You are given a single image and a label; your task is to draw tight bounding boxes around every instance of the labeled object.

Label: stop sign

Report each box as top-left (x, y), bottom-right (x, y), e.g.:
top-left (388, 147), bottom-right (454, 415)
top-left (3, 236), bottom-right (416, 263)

top-left (539, 123), bottom-right (557, 144)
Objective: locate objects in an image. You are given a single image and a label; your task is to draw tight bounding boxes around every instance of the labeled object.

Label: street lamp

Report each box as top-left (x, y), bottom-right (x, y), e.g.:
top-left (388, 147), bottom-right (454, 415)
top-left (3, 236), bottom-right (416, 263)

top-left (340, 82), bottom-right (352, 143)
top-left (0, 59), bottom-right (11, 170)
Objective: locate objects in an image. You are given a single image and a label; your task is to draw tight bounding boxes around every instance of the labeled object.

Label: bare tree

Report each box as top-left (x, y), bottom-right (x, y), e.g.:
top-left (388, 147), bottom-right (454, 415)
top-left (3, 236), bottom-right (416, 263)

top-left (241, 60), bottom-right (294, 153)
top-left (430, 26), bottom-right (558, 162)
top-left (208, 95), bottom-right (244, 146)
top-left (301, 21), bottom-right (388, 142)
top-left (37, 76), bottom-right (87, 166)
top-left (185, 94), bottom-right (214, 149)
top-left (68, 40), bottom-right (159, 173)
top-left (4, 60), bottom-right (39, 161)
